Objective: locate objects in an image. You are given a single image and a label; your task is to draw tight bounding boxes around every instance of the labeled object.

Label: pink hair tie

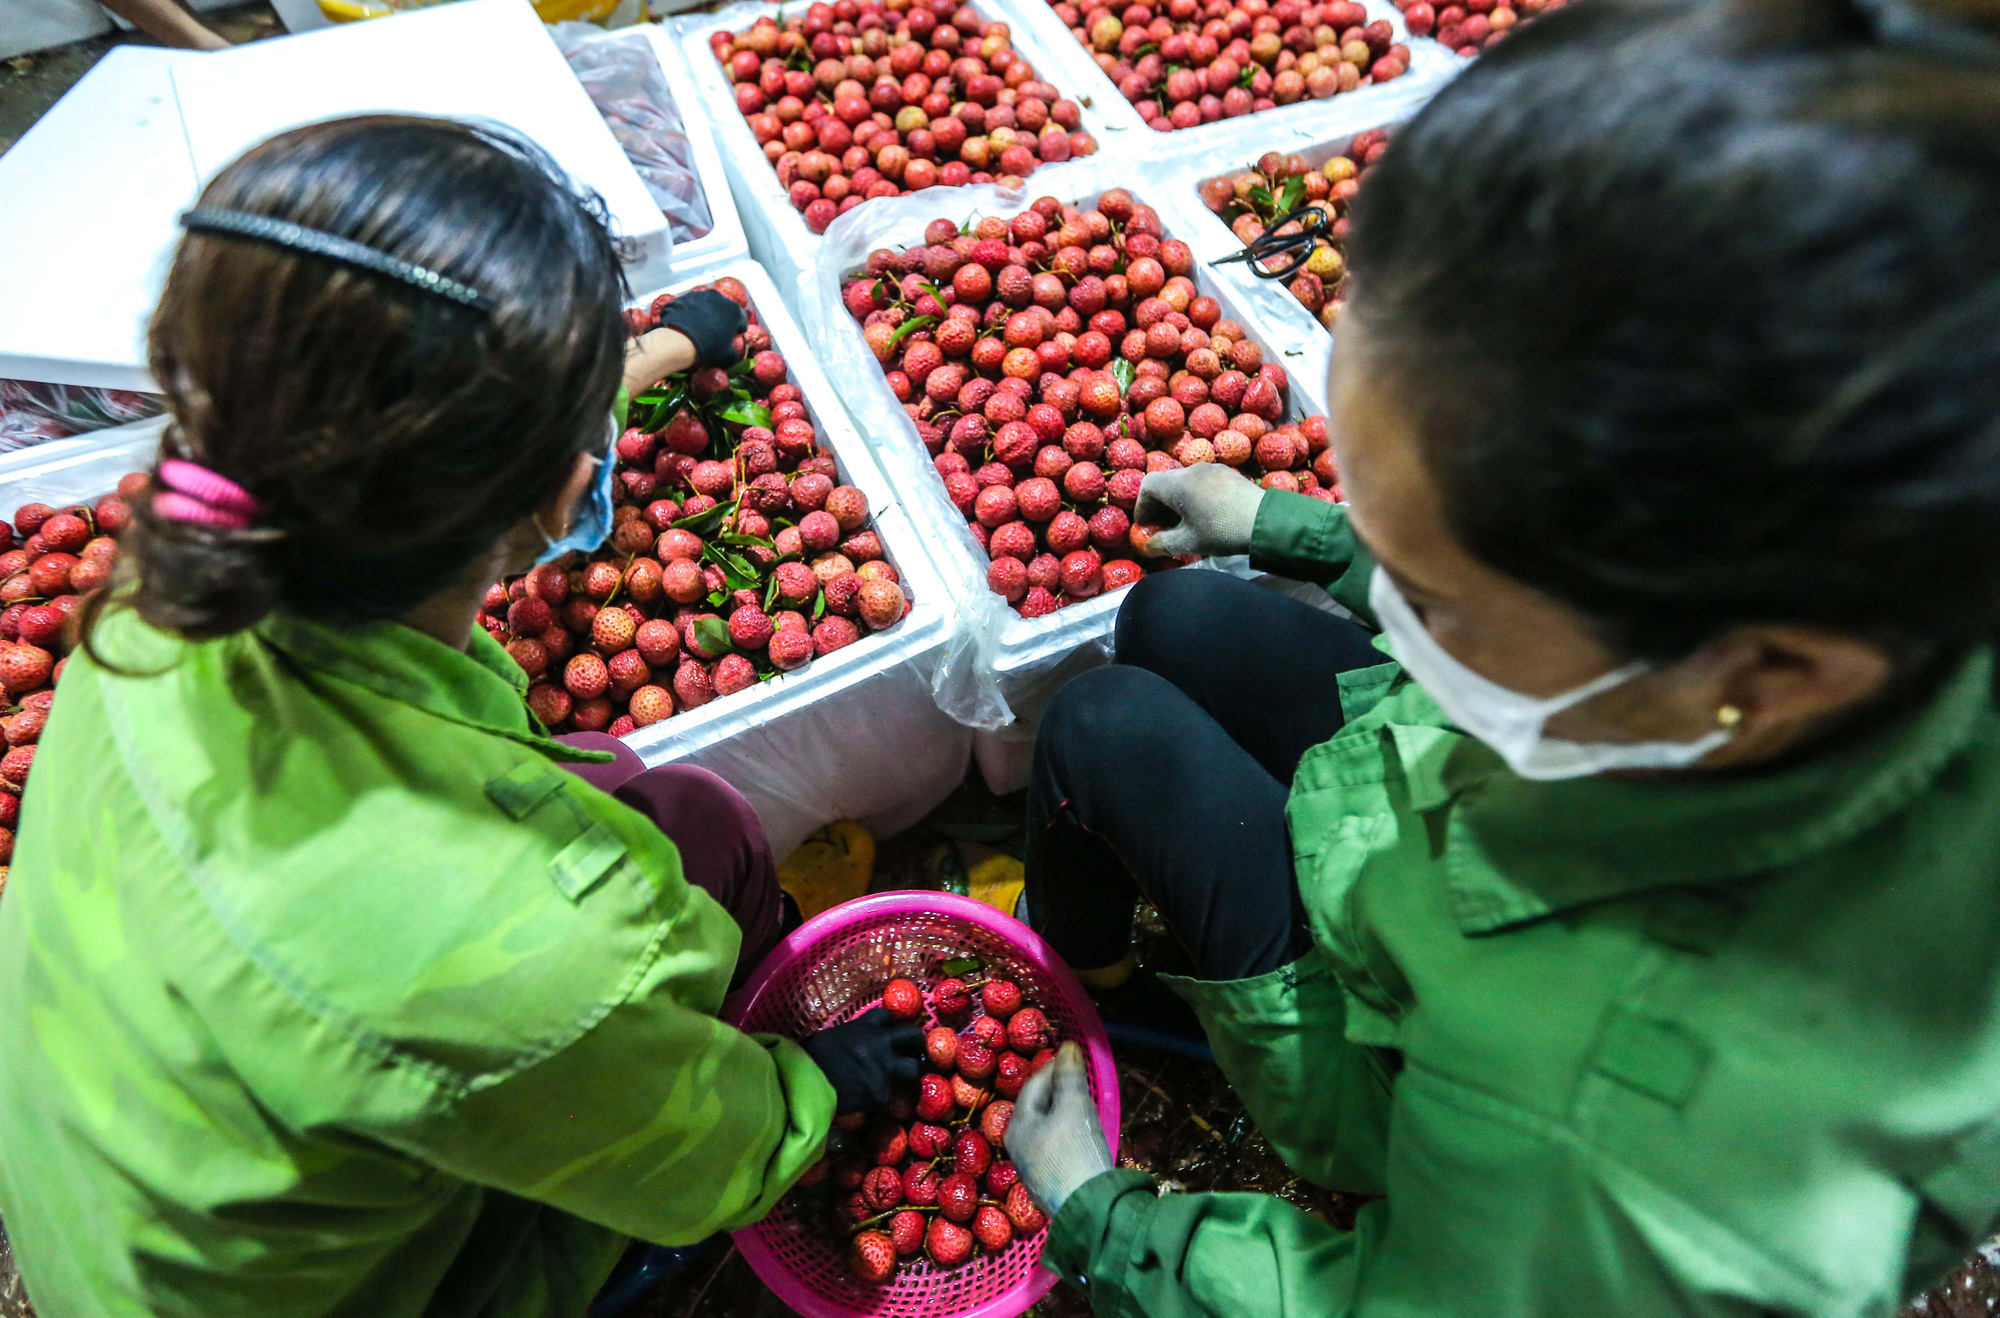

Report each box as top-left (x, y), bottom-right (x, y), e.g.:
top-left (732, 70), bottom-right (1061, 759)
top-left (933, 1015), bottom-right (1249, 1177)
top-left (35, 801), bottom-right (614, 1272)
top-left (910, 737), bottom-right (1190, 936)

top-left (155, 459), bottom-right (261, 530)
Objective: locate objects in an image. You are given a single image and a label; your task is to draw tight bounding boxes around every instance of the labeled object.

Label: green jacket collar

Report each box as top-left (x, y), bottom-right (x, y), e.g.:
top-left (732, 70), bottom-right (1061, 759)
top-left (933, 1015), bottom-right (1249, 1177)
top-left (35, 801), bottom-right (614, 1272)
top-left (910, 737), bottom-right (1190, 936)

top-left (255, 612), bottom-right (612, 763)
top-left (1397, 650), bottom-right (1995, 933)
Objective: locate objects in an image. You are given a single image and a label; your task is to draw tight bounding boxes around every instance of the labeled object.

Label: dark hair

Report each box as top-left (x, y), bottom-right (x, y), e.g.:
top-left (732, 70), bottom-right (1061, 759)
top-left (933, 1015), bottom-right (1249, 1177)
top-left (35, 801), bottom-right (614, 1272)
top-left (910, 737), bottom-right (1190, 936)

top-left (105, 114), bottom-right (627, 642)
top-left (1346, 0), bottom-right (2000, 671)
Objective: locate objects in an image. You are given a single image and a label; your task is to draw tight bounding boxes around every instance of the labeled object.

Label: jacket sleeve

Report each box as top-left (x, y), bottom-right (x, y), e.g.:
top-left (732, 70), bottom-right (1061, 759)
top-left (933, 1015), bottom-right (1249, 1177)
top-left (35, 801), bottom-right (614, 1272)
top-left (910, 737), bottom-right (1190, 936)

top-left (408, 901), bottom-right (835, 1246)
top-left (1249, 492), bottom-right (1374, 623)
top-left (1045, 1143), bottom-right (1788, 1318)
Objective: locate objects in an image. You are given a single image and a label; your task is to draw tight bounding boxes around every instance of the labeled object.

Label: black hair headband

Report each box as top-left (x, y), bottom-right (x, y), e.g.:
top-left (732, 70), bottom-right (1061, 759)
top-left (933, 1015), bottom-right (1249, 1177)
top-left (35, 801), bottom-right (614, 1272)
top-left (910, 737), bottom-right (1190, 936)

top-left (179, 208), bottom-right (494, 314)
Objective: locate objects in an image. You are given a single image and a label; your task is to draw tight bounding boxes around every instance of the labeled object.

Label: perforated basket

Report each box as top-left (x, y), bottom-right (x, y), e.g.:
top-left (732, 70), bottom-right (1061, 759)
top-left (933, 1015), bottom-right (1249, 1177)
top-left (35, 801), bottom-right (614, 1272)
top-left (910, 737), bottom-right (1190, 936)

top-left (724, 891), bottom-right (1120, 1318)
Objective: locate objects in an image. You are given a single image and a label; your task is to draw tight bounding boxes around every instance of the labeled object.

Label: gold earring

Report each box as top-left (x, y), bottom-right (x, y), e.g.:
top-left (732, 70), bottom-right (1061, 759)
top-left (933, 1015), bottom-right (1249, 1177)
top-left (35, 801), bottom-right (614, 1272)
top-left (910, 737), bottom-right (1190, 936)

top-left (1716, 704), bottom-right (1742, 729)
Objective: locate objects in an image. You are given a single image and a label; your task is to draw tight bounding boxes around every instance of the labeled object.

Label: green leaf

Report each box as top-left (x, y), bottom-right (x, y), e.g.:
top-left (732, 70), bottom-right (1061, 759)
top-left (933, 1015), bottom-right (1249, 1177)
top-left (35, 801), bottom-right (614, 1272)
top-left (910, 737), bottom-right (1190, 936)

top-left (673, 498), bottom-right (734, 538)
top-left (710, 546), bottom-right (765, 593)
top-left (1110, 358), bottom-right (1137, 396)
top-left (719, 399), bottom-right (774, 429)
top-left (812, 592), bottom-right (827, 619)
top-left (727, 357), bottom-right (758, 377)
top-left (941, 956), bottom-right (983, 977)
top-left (637, 383), bottom-right (688, 433)
top-left (706, 589), bottom-right (728, 607)
top-left (694, 615), bottom-right (734, 656)
top-left (718, 532), bottom-right (777, 550)
top-left (763, 575), bottom-right (781, 611)
top-left (1135, 40), bottom-right (1158, 55)
top-left (885, 314), bottom-right (938, 352)
top-left (1248, 184), bottom-right (1276, 213)
top-left (1236, 61), bottom-right (1256, 88)
top-left (1277, 175), bottom-right (1307, 216)
top-left (936, 845), bottom-right (971, 898)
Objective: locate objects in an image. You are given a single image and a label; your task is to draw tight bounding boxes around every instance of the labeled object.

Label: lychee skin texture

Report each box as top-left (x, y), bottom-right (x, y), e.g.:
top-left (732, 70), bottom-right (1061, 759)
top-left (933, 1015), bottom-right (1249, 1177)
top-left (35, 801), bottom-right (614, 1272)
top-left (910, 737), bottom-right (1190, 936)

top-left (927, 1215), bottom-right (974, 1268)
top-left (926, 1025), bottom-right (959, 1069)
top-left (982, 979), bottom-right (1023, 1018)
top-left (937, 1173), bottom-right (980, 1224)
top-left (974, 1204), bottom-right (1015, 1253)
top-left (849, 1231), bottom-right (897, 1284)
top-left (882, 977), bottom-right (925, 1020)
top-left (563, 653), bottom-right (610, 700)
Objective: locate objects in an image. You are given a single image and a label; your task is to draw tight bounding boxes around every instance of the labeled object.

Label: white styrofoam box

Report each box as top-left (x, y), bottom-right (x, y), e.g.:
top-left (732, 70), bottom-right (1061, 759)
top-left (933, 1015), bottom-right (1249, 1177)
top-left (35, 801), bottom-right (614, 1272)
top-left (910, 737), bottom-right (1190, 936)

top-left (0, 265), bottom-right (971, 853)
top-left (627, 22), bottom-right (752, 278)
top-left (0, 46), bottom-right (199, 391)
top-left (0, 418), bottom-right (167, 519)
top-left (986, 0), bottom-right (1454, 153)
top-left (170, 0), bottom-right (674, 285)
top-left (801, 166), bottom-right (1337, 729)
top-left (0, 0), bottom-right (675, 392)
top-left (676, 0), bottom-right (1147, 314)
top-left (1147, 92), bottom-right (1436, 409)
top-left (620, 259), bottom-right (972, 854)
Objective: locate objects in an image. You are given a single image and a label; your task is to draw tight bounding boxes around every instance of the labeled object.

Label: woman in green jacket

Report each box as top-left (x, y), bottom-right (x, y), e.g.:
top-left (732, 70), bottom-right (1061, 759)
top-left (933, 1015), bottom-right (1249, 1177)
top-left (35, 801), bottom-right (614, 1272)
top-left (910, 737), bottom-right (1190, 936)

top-left (0, 116), bottom-right (918, 1318)
top-left (1006, 0), bottom-right (2000, 1314)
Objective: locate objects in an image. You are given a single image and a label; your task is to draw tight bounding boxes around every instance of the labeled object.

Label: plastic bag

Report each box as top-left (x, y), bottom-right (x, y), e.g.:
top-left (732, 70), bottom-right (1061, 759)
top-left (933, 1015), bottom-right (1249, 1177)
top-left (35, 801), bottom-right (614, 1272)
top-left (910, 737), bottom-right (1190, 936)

top-left (554, 24), bottom-right (714, 244)
top-left (0, 379), bottom-right (163, 452)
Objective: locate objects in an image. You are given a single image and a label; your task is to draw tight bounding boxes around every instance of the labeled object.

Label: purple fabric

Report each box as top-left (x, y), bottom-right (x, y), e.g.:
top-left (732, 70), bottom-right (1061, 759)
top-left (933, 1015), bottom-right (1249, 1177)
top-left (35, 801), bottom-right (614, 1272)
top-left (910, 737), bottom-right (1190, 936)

top-left (556, 733), bottom-right (783, 978)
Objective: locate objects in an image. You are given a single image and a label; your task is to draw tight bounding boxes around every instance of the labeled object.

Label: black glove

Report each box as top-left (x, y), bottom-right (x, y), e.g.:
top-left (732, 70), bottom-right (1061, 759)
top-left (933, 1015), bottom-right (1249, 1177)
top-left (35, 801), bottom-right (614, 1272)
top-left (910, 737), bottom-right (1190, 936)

top-left (801, 1007), bottom-right (924, 1114)
top-left (656, 289), bottom-right (748, 369)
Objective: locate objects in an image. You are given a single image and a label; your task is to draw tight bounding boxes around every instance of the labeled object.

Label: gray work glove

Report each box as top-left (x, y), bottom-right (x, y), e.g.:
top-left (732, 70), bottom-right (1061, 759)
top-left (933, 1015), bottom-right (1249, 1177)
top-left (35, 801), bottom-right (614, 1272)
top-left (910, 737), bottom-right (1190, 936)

top-left (1132, 464), bottom-right (1267, 558)
top-left (1004, 1042), bottom-right (1114, 1219)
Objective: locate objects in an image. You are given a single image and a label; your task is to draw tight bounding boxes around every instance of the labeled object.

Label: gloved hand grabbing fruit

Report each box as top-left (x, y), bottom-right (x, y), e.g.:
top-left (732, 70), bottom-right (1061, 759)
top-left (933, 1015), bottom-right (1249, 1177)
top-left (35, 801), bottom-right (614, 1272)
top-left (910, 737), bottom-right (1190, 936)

top-left (1003, 1042), bottom-right (1113, 1219)
top-left (655, 288), bottom-right (749, 368)
top-left (1132, 464), bottom-right (1267, 558)
top-left (802, 1007), bottom-right (925, 1114)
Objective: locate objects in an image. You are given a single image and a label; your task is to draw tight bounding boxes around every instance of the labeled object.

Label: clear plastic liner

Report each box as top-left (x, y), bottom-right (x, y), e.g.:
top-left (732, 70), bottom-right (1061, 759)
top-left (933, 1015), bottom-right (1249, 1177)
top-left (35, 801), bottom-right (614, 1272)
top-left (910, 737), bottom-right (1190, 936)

top-left (799, 165), bottom-right (1340, 731)
top-left (554, 22), bottom-right (715, 244)
top-left (0, 380), bottom-right (164, 452)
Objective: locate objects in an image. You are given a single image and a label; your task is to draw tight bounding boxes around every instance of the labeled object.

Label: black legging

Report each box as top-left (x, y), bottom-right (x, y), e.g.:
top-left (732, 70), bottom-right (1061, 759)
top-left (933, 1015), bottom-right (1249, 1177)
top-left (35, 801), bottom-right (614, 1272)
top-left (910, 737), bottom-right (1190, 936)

top-left (1025, 570), bottom-right (1387, 981)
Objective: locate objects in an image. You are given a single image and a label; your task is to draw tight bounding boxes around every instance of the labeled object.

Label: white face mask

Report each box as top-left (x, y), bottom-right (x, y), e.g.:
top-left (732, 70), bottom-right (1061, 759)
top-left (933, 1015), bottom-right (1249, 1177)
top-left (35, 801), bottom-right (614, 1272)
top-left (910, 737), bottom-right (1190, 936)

top-left (1369, 566), bottom-right (1732, 781)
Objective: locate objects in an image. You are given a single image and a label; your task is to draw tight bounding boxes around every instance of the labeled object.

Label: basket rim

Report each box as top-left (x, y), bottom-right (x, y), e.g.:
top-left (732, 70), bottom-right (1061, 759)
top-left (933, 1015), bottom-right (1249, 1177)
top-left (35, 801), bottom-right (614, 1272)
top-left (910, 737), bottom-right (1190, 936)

top-left (723, 891), bottom-right (1121, 1318)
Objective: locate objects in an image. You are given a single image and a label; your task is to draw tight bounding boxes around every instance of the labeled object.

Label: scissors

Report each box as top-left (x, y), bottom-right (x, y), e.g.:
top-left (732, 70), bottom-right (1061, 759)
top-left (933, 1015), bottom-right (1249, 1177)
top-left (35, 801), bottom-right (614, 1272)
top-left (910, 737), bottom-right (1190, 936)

top-left (1211, 202), bottom-right (1334, 280)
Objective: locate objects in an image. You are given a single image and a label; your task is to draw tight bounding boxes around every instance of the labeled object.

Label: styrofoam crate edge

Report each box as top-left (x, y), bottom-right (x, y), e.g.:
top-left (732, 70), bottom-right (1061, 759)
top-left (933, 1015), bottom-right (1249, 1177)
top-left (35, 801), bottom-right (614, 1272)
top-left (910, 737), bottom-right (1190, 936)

top-left (618, 257), bottom-right (962, 762)
top-left (626, 22), bottom-right (753, 279)
top-left (986, 0), bottom-right (1455, 151)
top-left (675, 0), bottom-right (1143, 310)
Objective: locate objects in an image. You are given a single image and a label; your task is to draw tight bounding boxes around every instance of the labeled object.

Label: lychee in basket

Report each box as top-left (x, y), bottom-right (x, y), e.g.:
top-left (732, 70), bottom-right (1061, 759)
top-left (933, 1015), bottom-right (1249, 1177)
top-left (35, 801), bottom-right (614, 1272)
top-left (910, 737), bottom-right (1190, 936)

top-left (724, 891), bottom-right (1120, 1318)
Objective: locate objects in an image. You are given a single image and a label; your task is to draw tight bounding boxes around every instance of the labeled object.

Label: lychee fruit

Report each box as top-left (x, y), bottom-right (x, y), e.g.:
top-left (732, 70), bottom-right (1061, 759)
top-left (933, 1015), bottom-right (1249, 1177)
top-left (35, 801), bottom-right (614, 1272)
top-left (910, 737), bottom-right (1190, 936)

top-left (981, 979), bottom-right (1023, 1018)
top-left (850, 1230), bottom-right (896, 1283)
top-left (926, 1025), bottom-right (960, 1069)
top-left (973, 1204), bottom-right (1014, 1253)
top-left (936, 1173), bottom-right (979, 1225)
top-left (882, 977), bottom-right (924, 1020)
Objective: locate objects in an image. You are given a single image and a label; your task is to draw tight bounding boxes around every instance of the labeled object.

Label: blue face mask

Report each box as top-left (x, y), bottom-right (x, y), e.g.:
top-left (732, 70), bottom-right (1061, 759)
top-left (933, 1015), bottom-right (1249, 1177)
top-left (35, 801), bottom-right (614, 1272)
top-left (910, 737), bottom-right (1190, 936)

top-left (535, 414), bottom-right (619, 566)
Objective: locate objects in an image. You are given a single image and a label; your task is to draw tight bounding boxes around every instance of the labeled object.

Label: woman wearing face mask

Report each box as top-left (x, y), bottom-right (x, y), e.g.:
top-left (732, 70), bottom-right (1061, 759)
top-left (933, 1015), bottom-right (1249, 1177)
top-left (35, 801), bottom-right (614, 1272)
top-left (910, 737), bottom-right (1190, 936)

top-left (0, 115), bottom-right (920, 1318)
top-left (1003, 0), bottom-right (2000, 1314)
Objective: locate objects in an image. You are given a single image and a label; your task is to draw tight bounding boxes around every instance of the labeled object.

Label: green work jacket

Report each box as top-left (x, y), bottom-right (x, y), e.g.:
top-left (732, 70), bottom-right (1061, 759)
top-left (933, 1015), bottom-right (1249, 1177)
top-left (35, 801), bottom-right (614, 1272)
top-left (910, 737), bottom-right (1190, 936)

top-left (0, 606), bottom-right (833, 1318)
top-left (1047, 492), bottom-right (2000, 1318)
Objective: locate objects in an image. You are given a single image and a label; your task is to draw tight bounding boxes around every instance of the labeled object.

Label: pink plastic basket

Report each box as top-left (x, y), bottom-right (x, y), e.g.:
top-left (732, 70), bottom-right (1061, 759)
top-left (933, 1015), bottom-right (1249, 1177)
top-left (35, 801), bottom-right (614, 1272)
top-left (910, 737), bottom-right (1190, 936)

top-left (724, 890), bottom-right (1120, 1318)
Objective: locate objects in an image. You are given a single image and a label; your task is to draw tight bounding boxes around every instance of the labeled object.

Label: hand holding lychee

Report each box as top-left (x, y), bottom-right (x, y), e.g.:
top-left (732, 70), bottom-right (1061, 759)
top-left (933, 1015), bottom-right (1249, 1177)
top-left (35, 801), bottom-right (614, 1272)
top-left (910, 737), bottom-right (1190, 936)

top-left (1002, 1041), bottom-right (1112, 1218)
top-left (1131, 462), bottom-right (1268, 558)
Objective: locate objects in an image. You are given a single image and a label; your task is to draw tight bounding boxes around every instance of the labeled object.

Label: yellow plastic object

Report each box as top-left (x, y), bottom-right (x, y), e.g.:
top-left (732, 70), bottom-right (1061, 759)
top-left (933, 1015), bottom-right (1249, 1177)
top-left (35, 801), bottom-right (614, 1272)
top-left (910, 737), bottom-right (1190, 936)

top-left (929, 841), bottom-right (1025, 919)
top-left (777, 821), bottom-right (876, 920)
top-left (318, 0), bottom-right (619, 24)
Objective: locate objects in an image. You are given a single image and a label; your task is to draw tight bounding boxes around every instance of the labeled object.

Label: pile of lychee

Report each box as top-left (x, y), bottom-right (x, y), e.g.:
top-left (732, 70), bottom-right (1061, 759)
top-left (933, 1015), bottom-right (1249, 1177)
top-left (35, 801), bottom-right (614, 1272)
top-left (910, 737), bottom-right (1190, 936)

top-left (711, 0), bottom-right (1098, 235)
top-left (1047, 0), bottom-right (1409, 131)
top-left (1391, 0), bottom-right (1561, 56)
top-left (480, 280), bottom-right (909, 739)
top-left (842, 191), bottom-right (1338, 616)
top-left (1198, 128), bottom-right (1387, 330)
top-left (0, 477), bottom-right (141, 875)
top-left (800, 970), bottom-right (1061, 1284)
